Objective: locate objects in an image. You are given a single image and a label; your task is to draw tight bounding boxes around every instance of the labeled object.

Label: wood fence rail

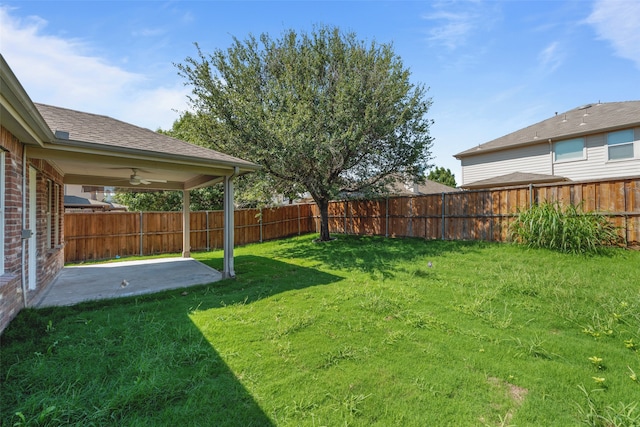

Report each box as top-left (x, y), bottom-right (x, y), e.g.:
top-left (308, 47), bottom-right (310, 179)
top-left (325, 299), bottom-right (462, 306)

top-left (64, 177), bottom-right (639, 263)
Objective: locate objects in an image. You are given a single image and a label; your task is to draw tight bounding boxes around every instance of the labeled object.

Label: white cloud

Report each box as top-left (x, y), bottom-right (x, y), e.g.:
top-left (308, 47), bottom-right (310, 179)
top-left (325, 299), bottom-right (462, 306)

top-left (422, 1), bottom-right (499, 50)
top-left (0, 6), bottom-right (187, 130)
top-left (586, 0), bottom-right (640, 69)
top-left (538, 41), bottom-right (564, 74)
top-left (424, 10), bottom-right (474, 50)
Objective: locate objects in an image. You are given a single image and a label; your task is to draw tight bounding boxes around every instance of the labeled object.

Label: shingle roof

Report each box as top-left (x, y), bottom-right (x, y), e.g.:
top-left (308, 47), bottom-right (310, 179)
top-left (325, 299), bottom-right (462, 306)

top-left (35, 103), bottom-right (258, 168)
top-left (389, 179), bottom-right (460, 194)
top-left (455, 101), bottom-right (640, 158)
top-left (462, 172), bottom-right (570, 189)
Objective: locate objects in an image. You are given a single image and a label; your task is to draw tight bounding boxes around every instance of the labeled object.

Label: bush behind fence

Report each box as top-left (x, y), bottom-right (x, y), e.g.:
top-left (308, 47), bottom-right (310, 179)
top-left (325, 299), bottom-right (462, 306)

top-left (64, 177), bottom-right (639, 262)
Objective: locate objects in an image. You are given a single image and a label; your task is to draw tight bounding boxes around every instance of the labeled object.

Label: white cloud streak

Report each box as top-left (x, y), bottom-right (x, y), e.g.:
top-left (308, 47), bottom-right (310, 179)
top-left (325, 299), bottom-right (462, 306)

top-left (538, 41), bottom-right (564, 74)
top-left (422, 1), bottom-right (498, 50)
top-left (0, 6), bottom-right (188, 130)
top-left (586, 0), bottom-right (640, 69)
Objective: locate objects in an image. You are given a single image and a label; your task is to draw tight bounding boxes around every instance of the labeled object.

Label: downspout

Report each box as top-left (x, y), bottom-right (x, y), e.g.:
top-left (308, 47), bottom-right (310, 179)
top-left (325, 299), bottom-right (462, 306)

top-left (20, 147), bottom-right (28, 307)
top-left (548, 139), bottom-right (554, 176)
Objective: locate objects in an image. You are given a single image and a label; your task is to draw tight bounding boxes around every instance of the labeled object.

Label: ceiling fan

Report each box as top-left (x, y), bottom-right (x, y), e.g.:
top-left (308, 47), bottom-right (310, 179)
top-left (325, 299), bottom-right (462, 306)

top-left (128, 168), bottom-right (167, 186)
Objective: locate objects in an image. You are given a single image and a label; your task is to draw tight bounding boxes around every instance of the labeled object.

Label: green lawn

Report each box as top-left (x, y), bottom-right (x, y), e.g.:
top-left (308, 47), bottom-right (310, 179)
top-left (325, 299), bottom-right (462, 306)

top-left (2, 234), bottom-right (639, 426)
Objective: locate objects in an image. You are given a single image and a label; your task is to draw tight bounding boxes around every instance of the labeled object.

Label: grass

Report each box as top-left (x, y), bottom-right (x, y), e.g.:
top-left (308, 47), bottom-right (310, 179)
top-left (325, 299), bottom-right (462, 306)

top-left (1, 234), bottom-right (639, 426)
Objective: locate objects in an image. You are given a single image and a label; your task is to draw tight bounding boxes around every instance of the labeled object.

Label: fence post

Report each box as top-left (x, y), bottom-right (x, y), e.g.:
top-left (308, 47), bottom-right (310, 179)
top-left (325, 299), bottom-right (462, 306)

top-left (139, 211), bottom-right (143, 256)
top-left (624, 180), bottom-right (629, 245)
top-left (206, 211), bottom-right (210, 251)
top-left (260, 208), bottom-right (263, 243)
top-left (298, 204), bottom-right (301, 235)
top-left (344, 201), bottom-right (348, 234)
top-left (385, 198), bottom-right (389, 237)
top-left (529, 183), bottom-right (533, 208)
top-left (441, 193), bottom-right (445, 240)
top-left (408, 197), bottom-right (413, 237)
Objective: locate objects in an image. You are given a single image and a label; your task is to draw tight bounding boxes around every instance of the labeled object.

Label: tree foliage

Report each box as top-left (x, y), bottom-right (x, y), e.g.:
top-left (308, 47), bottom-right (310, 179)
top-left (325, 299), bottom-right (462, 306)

top-left (176, 25), bottom-right (434, 240)
top-left (114, 186), bottom-right (224, 212)
top-left (427, 166), bottom-right (457, 188)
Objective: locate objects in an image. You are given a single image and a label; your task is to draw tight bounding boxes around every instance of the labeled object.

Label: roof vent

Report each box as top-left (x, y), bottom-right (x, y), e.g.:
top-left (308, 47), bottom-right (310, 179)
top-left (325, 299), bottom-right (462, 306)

top-left (577, 104), bottom-right (592, 110)
top-left (54, 130), bottom-right (70, 140)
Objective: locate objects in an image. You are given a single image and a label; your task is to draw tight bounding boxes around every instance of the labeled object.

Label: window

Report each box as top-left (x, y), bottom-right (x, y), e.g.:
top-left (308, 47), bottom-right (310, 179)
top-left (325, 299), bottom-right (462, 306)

top-left (607, 129), bottom-right (635, 160)
top-left (554, 137), bottom-right (585, 162)
top-left (46, 180), bottom-right (52, 248)
top-left (0, 151), bottom-right (5, 275)
top-left (54, 183), bottom-right (60, 246)
top-left (46, 180), bottom-right (61, 249)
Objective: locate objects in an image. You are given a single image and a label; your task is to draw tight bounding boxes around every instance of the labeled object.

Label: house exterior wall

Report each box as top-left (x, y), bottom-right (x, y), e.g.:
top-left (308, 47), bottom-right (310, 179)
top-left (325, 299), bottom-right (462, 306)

top-left (30, 158), bottom-right (65, 290)
top-left (460, 143), bottom-right (551, 185)
top-left (0, 126), bottom-right (65, 333)
top-left (1, 126), bottom-right (25, 332)
top-left (460, 126), bottom-right (640, 186)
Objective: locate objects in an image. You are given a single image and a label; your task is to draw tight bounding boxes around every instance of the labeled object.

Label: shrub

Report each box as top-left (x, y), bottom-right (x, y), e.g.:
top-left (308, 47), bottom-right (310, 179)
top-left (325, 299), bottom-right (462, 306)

top-left (509, 202), bottom-right (621, 254)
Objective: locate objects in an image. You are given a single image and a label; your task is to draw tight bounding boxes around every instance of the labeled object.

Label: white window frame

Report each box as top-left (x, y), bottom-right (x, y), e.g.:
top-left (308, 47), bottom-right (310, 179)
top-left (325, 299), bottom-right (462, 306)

top-left (554, 137), bottom-right (585, 162)
top-left (607, 129), bottom-right (636, 161)
top-left (0, 151), bottom-right (5, 275)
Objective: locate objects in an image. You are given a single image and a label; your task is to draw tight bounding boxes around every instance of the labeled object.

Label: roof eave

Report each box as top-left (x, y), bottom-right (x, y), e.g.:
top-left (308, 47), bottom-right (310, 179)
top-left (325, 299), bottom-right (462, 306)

top-left (0, 55), bottom-right (56, 146)
top-left (455, 119), bottom-right (640, 159)
top-left (44, 137), bottom-right (261, 173)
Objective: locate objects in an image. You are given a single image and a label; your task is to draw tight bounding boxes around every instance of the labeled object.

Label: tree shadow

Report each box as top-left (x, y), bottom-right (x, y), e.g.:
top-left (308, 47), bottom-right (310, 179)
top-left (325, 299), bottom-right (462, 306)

top-left (1, 256), bottom-right (342, 426)
top-left (272, 234), bottom-right (486, 278)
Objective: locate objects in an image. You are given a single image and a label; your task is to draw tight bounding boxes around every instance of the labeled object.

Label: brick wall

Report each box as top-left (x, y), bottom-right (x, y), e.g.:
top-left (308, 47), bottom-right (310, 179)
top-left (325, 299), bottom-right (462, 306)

top-left (1, 126), bottom-right (25, 332)
top-left (0, 126), bottom-right (65, 333)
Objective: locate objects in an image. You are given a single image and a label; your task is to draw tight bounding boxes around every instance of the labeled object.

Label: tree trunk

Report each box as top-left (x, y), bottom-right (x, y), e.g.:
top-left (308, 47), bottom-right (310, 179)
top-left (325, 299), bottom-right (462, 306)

top-left (317, 198), bottom-right (332, 241)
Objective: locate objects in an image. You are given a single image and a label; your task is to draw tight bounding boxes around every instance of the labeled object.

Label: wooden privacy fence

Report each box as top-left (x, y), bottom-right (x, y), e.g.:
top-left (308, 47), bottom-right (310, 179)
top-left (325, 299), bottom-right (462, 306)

top-left (65, 177), bottom-right (639, 262)
top-left (64, 204), bottom-right (315, 263)
top-left (311, 177), bottom-right (640, 245)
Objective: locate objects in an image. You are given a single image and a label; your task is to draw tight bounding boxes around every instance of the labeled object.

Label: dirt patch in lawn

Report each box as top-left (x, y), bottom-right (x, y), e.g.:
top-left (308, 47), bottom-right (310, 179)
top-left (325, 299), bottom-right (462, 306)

top-left (485, 376), bottom-right (529, 425)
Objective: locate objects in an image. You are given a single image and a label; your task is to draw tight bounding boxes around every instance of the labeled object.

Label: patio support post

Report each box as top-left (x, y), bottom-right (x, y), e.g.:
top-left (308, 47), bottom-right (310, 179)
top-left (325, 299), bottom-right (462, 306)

top-left (182, 190), bottom-right (191, 258)
top-left (223, 167), bottom-right (238, 279)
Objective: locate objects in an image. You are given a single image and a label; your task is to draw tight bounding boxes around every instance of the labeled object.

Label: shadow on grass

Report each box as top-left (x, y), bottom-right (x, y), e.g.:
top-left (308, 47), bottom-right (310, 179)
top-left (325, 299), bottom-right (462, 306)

top-left (0, 256), bottom-right (342, 426)
top-left (273, 234), bottom-right (485, 278)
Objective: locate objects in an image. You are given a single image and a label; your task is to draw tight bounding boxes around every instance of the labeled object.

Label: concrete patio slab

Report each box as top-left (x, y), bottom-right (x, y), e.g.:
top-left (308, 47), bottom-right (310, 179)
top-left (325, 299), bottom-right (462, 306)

top-left (34, 257), bottom-right (222, 307)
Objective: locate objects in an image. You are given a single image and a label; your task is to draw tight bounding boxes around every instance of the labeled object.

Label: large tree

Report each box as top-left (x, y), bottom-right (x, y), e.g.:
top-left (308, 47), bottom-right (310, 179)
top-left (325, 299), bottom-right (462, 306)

top-left (177, 26), bottom-right (434, 241)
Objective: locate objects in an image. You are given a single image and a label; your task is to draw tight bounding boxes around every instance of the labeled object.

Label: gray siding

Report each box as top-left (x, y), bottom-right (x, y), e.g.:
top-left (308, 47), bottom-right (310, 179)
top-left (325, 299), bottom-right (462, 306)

top-left (461, 126), bottom-right (640, 186)
top-left (461, 143), bottom-right (551, 185)
top-left (554, 128), bottom-right (640, 181)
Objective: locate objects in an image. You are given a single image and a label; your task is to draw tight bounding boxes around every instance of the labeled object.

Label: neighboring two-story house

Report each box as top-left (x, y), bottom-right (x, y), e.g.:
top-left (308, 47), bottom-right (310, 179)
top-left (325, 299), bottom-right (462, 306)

top-left (454, 101), bottom-right (640, 189)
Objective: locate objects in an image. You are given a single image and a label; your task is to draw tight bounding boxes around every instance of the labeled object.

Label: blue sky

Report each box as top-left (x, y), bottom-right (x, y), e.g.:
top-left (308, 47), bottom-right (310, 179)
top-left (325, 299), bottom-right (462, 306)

top-left (1, 1), bottom-right (639, 182)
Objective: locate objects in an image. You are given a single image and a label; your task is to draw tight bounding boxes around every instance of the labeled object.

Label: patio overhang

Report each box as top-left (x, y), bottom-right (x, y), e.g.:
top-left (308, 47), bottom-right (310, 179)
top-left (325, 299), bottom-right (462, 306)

top-left (2, 54), bottom-right (259, 280)
top-left (26, 120), bottom-right (258, 278)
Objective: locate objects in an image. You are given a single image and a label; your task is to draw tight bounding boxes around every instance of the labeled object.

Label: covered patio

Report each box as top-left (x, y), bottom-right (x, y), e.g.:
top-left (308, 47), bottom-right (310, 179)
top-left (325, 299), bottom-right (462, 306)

top-left (30, 103), bottom-right (260, 279)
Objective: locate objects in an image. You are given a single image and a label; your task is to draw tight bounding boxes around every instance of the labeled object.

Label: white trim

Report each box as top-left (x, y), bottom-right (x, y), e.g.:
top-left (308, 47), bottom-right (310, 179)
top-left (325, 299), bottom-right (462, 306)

top-left (28, 166), bottom-right (37, 290)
